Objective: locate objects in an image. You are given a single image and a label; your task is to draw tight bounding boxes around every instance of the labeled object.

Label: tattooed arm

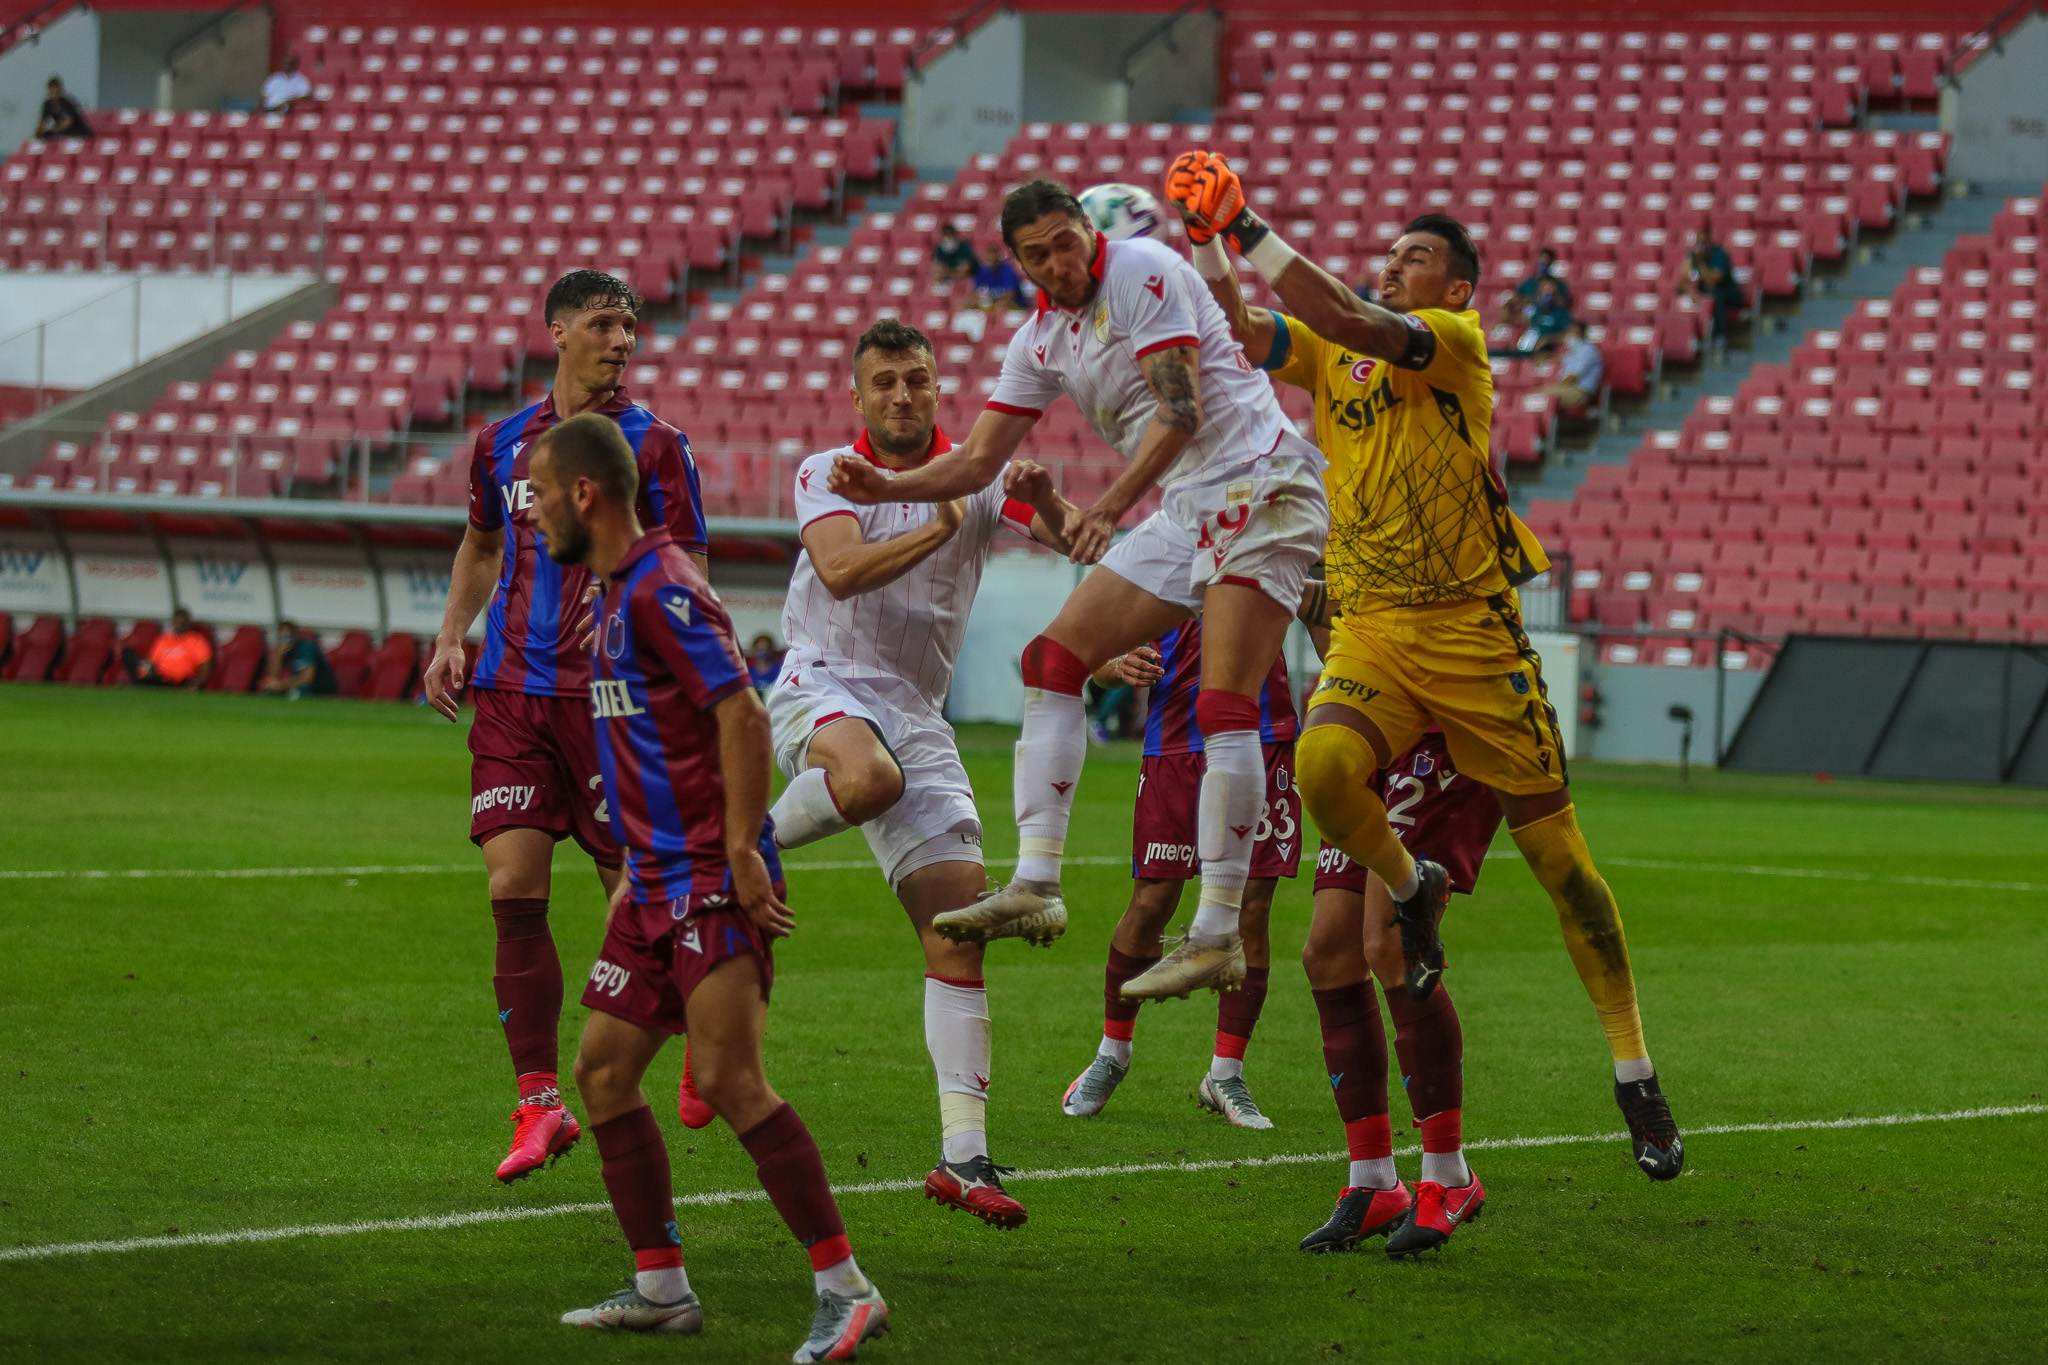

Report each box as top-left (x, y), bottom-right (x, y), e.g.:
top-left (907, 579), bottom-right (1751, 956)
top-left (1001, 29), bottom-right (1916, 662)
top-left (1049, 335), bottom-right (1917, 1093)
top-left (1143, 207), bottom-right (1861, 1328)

top-left (1063, 344), bottom-right (1202, 565)
top-left (1297, 577), bottom-right (1335, 659)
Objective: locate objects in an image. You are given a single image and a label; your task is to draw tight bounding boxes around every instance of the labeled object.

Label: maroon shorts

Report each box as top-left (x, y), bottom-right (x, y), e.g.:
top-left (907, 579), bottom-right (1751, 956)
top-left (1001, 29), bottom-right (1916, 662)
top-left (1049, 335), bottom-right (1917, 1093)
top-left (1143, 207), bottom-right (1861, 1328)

top-left (1131, 742), bottom-right (1302, 881)
top-left (1311, 733), bottom-right (1503, 897)
top-left (468, 686), bottom-right (620, 867)
top-left (582, 894), bottom-right (779, 1033)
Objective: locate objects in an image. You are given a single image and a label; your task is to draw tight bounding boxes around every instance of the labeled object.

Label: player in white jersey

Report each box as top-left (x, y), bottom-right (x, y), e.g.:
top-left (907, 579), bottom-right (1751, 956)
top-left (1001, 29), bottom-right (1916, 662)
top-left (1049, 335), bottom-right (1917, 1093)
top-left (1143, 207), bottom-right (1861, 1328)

top-left (828, 179), bottom-right (1330, 1000)
top-left (768, 318), bottom-right (1077, 1230)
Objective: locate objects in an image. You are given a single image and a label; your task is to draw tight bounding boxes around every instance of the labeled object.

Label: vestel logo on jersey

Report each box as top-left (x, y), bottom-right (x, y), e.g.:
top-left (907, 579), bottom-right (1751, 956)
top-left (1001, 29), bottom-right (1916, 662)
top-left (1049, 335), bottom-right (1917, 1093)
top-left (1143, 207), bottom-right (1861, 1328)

top-left (472, 784), bottom-right (537, 816)
top-left (590, 678), bottom-right (647, 719)
top-left (499, 480), bottom-right (534, 516)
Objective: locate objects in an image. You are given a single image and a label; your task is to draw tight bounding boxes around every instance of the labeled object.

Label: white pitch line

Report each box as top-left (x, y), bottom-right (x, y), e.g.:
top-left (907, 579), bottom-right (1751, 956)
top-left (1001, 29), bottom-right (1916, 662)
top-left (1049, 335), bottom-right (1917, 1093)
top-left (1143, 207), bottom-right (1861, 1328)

top-left (4, 1102), bottom-right (2039, 1264)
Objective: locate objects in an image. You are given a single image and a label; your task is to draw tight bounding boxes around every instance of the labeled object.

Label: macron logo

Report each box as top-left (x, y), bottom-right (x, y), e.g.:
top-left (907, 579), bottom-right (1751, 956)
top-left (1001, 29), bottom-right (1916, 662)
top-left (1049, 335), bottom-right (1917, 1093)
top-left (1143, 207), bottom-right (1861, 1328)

top-left (800, 469), bottom-right (813, 490)
top-left (1230, 823), bottom-right (1253, 840)
top-left (1034, 344), bottom-right (1047, 365)
top-left (1051, 781), bottom-right (1073, 795)
top-left (663, 594), bottom-right (692, 625)
top-left (1143, 274), bottom-right (1164, 299)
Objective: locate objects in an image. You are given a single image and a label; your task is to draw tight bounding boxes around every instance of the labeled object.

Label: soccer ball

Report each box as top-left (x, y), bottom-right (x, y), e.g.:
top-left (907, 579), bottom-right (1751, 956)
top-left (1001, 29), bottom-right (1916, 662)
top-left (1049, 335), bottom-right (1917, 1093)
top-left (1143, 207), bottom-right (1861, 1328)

top-left (1080, 183), bottom-right (1166, 241)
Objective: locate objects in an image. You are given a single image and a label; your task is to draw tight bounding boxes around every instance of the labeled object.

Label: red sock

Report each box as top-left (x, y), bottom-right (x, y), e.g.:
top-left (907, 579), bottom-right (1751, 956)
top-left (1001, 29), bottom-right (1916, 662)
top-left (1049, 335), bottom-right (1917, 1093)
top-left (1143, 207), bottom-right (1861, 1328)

top-left (1102, 947), bottom-right (1158, 1041)
top-left (517, 1070), bottom-right (559, 1106)
top-left (1214, 965), bottom-right (1270, 1058)
top-left (1021, 635), bottom-right (1089, 694)
top-left (738, 1102), bottom-right (851, 1271)
top-left (1311, 983), bottom-right (1389, 1124)
top-left (1419, 1108), bottom-right (1462, 1154)
top-left (592, 1107), bottom-right (680, 1268)
top-left (1345, 1113), bottom-right (1393, 1161)
top-left (1385, 982), bottom-right (1463, 1125)
top-left (492, 897), bottom-right (561, 1083)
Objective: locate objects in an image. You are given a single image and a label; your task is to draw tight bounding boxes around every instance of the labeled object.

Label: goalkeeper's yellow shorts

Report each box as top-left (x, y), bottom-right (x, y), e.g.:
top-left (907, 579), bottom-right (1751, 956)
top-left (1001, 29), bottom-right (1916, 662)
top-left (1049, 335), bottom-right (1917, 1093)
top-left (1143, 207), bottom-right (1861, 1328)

top-left (1307, 591), bottom-right (1569, 797)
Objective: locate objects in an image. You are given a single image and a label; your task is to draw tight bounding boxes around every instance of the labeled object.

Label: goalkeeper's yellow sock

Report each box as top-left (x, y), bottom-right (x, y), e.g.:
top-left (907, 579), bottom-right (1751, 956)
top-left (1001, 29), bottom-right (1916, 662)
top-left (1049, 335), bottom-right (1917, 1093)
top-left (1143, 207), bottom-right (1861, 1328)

top-left (1297, 724), bottom-right (1419, 898)
top-left (1509, 804), bottom-right (1652, 1080)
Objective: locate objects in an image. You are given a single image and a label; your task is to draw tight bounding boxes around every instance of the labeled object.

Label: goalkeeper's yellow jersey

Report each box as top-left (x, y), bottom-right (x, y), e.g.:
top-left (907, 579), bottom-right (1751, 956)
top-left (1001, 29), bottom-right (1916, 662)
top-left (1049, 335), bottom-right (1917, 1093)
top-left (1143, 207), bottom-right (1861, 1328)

top-left (1264, 306), bottom-right (1548, 613)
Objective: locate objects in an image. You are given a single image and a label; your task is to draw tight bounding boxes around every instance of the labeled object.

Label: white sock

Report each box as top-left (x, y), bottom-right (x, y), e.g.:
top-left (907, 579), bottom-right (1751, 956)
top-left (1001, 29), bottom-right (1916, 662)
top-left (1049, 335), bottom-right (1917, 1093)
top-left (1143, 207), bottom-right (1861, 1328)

top-left (1391, 867), bottom-right (1421, 902)
top-left (925, 976), bottom-right (992, 1163)
top-left (814, 1253), bottom-right (868, 1298)
top-left (1421, 1149), bottom-right (1471, 1186)
top-left (1012, 689), bottom-right (1086, 884)
top-left (769, 767), bottom-right (854, 848)
top-left (1348, 1157), bottom-right (1397, 1190)
top-left (637, 1265), bottom-right (692, 1303)
top-left (1097, 1035), bottom-right (1131, 1066)
top-left (1190, 728), bottom-right (1260, 939)
top-left (1615, 1055), bottom-right (1654, 1083)
top-left (1208, 1055), bottom-right (1244, 1081)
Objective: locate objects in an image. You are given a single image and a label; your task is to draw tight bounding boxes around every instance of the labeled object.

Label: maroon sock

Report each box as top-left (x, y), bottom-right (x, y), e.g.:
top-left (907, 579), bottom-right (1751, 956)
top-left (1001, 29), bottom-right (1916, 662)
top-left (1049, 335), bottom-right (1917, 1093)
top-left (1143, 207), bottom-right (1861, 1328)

top-left (1312, 983), bottom-right (1389, 1124)
top-left (738, 1102), bottom-right (852, 1270)
top-left (592, 1107), bottom-right (682, 1269)
top-left (1385, 982), bottom-right (1463, 1123)
top-left (492, 897), bottom-right (562, 1083)
top-left (1102, 947), bottom-right (1158, 1042)
top-left (1214, 965), bottom-right (1270, 1058)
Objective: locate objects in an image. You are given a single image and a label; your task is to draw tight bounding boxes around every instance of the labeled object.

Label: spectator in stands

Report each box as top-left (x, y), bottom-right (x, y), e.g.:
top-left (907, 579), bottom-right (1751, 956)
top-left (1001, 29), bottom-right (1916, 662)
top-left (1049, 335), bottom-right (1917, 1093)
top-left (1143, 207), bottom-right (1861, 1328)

top-left (34, 77), bottom-right (92, 140)
top-left (1540, 320), bottom-right (1605, 412)
top-left (1684, 228), bottom-right (1746, 340)
top-left (931, 223), bottom-right (977, 284)
top-left (260, 620), bottom-right (337, 698)
top-left (971, 244), bottom-right (1027, 311)
top-left (122, 608), bottom-right (212, 688)
top-left (1515, 247), bottom-right (1572, 308)
top-left (1515, 276), bottom-right (1573, 356)
top-left (746, 632), bottom-right (783, 695)
top-left (260, 54), bottom-right (314, 113)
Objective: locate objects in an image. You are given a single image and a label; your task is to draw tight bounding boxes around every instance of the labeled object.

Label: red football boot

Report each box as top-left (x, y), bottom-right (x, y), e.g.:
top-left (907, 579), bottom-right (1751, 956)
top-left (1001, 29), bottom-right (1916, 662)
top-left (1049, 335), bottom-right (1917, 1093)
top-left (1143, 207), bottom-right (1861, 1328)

top-left (677, 1043), bottom-right (715, 1130)
top-left (1385, 1168), bottom-right (1486, 1257)
top-left (496, 1102), bottom-right (582, 1184)
top-left (1298, 1182), bottom-right (1412, 1252)
top-left (923, 1155), bottom-right (1028, 1230)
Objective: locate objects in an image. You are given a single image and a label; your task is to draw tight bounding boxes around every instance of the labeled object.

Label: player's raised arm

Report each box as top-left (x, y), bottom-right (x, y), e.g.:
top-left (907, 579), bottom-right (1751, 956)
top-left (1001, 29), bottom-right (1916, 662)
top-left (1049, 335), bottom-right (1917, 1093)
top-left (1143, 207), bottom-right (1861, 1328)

top-left (1167, 151), bottom-right (1473, 366)
top-left (1063, 344), bottom-right (1201, 565)
top-left (800, 493), bottom-right (967, 601)
top-left (825, 407), bottom-right (1034, 505)
top-left (1000, 457), bottom-right (1080, 556)
top-left (1190, 238), bottom-right (1279, 369)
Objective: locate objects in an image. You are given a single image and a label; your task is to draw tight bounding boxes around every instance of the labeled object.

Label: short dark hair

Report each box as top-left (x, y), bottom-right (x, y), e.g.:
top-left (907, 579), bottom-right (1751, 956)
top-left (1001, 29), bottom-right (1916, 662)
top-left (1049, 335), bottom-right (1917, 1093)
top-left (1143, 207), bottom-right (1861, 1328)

top-left (1402, 214), bottom-right (1481, 286)
top-left (1000, 178), bottom-right (1086, 249)
top-left (853, 317), bottom-right (934, 369)
top-left (939, 223), bottom-right (959, 236)
top-left (544, 269), bottom-right (641, 324)
top-left (537, 411), bottom-right (638, 507)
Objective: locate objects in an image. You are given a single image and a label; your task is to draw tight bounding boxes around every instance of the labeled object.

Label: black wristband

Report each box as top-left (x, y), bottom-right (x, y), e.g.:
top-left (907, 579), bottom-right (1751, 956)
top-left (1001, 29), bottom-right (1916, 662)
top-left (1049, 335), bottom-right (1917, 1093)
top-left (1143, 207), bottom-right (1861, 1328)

top-left (1225, 208), bottom-right (1270, 253)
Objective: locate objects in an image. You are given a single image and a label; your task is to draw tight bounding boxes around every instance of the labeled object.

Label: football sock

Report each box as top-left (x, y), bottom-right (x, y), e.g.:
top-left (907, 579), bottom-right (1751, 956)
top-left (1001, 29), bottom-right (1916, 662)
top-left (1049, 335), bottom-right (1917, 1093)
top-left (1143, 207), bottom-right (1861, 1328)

top-left (491, 897), bottom-right (562, 1083)
top-left (1013, 637), bottom-right (1090, 885)
top-left (737, 1102), bottom-right (853, 1280)
top-left (1312, 983), bottom-right (1394, 1188)
top-left (1509, 804), bottom-right (1651, 1071)
top-left (637, 1265), bottom-right (692, 1303)
top-left (1190, 692), bottom-right (1263, 938)
top-left (516, 1070), bottom-right (559, 1107)
top-left (1101, 947), bottom-right (1156, 1065)
top-left (1296, 725), bottom-right (1419, 896)
top-left (925, 974), bottom-right (991, 1163)
top-left (1385, 982), bottom-right (1463, 1128)
top-left (769, 767), bottom-right (853, 848)
top-left (814, 1254), bottom-right (869, 1298)
top-left (593, 1107), bottom-right (682, 1272)
top-left (1211, 965), bottom-right (1269, 1079)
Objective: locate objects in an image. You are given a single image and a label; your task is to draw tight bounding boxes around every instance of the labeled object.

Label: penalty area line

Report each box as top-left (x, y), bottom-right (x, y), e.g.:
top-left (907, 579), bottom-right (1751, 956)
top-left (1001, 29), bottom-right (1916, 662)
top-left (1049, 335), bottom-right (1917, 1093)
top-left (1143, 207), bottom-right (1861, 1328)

top-left (4, 1102), bottom-right (2040, 1264)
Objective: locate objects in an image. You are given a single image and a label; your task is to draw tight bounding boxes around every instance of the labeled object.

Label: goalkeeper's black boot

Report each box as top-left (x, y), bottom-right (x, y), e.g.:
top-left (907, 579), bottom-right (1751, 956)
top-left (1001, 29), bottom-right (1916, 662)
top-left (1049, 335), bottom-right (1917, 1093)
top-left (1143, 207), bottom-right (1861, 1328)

top-left (1616, 1073), bottom-right (1685, 1181)
top-left (1391, 859), bottom-right (1451, 1000)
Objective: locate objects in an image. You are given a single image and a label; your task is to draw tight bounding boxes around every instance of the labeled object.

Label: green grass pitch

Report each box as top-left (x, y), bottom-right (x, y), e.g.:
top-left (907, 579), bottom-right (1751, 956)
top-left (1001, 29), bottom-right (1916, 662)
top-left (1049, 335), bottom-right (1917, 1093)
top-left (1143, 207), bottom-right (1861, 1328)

top-left (2, 687), bottom-right (2044, 1363)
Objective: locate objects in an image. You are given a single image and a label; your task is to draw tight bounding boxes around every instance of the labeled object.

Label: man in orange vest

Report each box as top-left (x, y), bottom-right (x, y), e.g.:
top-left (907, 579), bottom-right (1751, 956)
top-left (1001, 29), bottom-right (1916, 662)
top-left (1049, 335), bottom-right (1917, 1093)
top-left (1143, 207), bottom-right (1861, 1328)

top-left (124, 608), bottom-right (214, 688)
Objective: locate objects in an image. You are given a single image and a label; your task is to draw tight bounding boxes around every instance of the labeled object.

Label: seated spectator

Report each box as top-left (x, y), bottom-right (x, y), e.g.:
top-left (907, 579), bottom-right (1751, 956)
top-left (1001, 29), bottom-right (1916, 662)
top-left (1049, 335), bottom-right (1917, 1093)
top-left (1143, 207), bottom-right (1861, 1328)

top-left (1516, 277), bottom-right (1573, 356)
top-left (971, 244), bottom-right (1026, 311)
top-left (1541, 321), bottom-right (1605, 412)
top-left (931, 223), bottom-right (977, 284)
top-left (746, 633), bottom-right (783, 694)
top-left (260, 619), bottom-right (337, 697)
top-left (261, 54), bottom-right (313, 113)
top-left (1684, 228), bottom-right (1747, 339)
top-left (122, 608), bottom-right (212, 688)
top-left (1515, 247), bottom-right (1571, 308)
top-left (35, 77), bottom-right (92, 140)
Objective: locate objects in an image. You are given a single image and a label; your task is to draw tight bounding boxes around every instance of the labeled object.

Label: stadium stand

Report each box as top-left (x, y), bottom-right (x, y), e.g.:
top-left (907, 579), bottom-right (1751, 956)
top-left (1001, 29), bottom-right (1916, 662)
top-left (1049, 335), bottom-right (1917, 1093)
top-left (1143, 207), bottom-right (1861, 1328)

top-left (52, 615), bottom-right (115, 685)
top-left (1521, 187), bottom-right (2048, 651)
top-left (208, 624), bottom-right (269, 692)
top-left (2, 614), bottom-right (64, 681)
top-left (361, 630), bottom-right (420, 700)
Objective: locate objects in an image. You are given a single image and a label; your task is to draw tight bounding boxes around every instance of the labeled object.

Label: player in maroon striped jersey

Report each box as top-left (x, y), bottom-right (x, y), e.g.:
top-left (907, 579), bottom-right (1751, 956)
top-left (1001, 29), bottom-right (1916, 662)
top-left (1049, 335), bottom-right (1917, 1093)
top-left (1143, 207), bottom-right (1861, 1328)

top-left (419, 269), bottom-right (711, 1185)
top-left (1061, 618), bottom-right (1302, 1129)
top-left (528, 413), bottom-right (889, 1358)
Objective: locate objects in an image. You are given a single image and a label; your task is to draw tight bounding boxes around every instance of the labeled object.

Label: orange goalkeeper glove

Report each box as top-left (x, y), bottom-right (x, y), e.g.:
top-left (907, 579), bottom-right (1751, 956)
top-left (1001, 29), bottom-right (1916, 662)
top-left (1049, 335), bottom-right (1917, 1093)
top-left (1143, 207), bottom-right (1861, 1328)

top-left (1163, 150), bottom-right (1271, 254)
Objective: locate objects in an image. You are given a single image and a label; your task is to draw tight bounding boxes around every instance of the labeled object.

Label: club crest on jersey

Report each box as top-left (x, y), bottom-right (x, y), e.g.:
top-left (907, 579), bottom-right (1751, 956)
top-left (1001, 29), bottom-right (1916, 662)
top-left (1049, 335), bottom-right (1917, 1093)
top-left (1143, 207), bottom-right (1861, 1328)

top-left (1509, 671), bottom-right (1530, 694)
top-left (1413, 752), bottom-right (1436, 777)
top-left (1093, 300), bottom-right (1112, 343)
top-left (1349, 357), bottom-right (1378, 384)
top-left (604, 611), bottom-right (627, 659)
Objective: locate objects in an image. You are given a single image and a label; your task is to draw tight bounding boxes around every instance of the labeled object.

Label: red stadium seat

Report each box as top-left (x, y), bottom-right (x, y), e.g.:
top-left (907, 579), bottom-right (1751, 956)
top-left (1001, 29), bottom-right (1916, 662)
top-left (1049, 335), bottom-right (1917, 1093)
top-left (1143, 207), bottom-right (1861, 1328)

top-left (53, 617), bottom-right (116, 686)
top-left (362, 632), bottom-right (421, 701)
top-left (2, 615), bottom-right (65, 681)
top-left (208, 625), bottom-right (268, 693)
top-left (328, 629), bottom-right (374, 698)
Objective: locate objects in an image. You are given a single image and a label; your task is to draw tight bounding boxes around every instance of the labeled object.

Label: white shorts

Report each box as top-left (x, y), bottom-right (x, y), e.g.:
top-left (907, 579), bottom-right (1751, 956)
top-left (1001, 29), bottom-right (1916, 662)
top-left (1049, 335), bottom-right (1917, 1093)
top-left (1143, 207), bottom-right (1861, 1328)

top-left (1114, 439), bottom-right (1329, 612)
top-left (766, 666), bottom-right (984, 890)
